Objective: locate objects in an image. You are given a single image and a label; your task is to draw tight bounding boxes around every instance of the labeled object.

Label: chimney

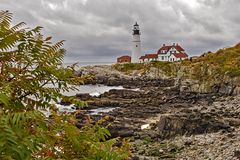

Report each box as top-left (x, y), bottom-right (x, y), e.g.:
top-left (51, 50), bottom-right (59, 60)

top-left (163, 44), bottom-right (165, 47)
top-left (173, 43), bottom-right (175, 46)
top-left (177, 43), bottom-right (179, 46)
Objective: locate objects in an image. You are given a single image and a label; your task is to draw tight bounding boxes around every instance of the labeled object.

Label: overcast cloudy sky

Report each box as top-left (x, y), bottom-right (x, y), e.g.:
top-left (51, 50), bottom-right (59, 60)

top-left (2, 0), bottom-right (240, 63)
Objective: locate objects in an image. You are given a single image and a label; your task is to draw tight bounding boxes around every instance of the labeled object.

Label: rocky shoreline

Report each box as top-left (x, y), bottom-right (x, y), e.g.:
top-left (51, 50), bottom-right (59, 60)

top-left (74, 65), bottom-right (240, 159)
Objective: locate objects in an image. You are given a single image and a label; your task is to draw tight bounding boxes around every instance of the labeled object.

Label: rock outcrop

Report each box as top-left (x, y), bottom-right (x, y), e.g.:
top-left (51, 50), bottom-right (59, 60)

top-left (75, 51), bottom-right (240, 158)
top-left (157, 112), bottom-right (232, 139)
top-left (78, 63), bottom-right (240, 96)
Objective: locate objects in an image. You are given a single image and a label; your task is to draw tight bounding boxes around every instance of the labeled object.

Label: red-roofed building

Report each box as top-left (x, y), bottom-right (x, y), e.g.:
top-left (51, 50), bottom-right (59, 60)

top-left (117, 55), bottom-right (131, 63)
top-left (157, 43), bottom-right (189, 62)
top-left (139, 54), bottom-right (158, 63)
top-left (169, 52), bottom-right (188, 62)
top-left (235, 43), bottom-right (240, 49)
top-left (139, 56), bottom-right (145, 60)
top-left (117, 43), bottom-right (189, 64)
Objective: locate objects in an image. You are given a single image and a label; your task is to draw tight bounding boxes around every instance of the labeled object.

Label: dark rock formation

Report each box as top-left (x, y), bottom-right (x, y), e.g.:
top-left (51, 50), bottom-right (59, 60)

top-left (157, 112), bottom-right (231, 139)
top-left (75, 77), bottom-right (232, 141)
top-left (75, 60), bottom-right (240, 159)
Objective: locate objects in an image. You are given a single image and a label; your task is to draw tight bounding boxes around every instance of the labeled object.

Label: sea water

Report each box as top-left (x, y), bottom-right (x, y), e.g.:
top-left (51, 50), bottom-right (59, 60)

top-left (63, 61), bottom-right (114, 70)
top-left (57, 84), bottom-right (129, 114)
top-left (61, 84), bottom-right (125, 97)
top-left (51, 62), bottom-right (134, 114)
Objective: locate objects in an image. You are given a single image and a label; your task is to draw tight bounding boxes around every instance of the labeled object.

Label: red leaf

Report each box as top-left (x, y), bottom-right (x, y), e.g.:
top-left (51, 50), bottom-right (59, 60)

top-left (45, 36), bottom-right (52, 41)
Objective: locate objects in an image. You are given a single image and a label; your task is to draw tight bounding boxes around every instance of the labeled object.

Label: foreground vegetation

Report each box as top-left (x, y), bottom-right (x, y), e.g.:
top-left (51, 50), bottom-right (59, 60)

top-left (0, 11), bottom-right (129, 159)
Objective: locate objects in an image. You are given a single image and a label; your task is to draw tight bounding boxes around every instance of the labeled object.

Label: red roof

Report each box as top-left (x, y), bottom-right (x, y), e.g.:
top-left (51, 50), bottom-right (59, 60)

top-left (157, 44), bottom-right (185, 54)
top-left (118, 55), bottom-right (131, 59)
top-left (172, 52), bottom-right (188, 58)
top-left (117, 55), bottom-right (131, 63)
top-left (174, 45), bottom-right (185, 52)
top-left (139, 56), bottom-right (145, 59)
top-left (235, 43), bottom-right (240, 49)
top-left (145, 54), bottom-right (158, 58)
top-left (139, 54), bottom-right (158, 59)
top-left (157, 46), bottom-right (171, 54)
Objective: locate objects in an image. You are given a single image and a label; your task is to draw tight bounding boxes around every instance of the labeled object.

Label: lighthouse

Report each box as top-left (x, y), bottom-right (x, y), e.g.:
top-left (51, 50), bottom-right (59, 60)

top-left (132, 22), bottom-right (141, 63)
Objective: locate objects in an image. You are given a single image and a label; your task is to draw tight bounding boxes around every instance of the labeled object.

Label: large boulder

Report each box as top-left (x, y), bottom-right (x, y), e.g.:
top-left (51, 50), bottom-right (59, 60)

top-left (157, 112), bottom-right (231, 139)
top-left (101, 89), bottom-right (142, 99)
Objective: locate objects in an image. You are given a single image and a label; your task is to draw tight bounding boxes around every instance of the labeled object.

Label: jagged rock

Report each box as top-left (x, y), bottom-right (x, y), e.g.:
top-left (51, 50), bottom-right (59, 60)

top-left (74, 64), bottom-right (240, 159)
top-left (76, 93), bottom-right (92, 100)
top-left (157, 113), bottom-right (231, 139)
top-left (108, 126), bottom-right (135, 138)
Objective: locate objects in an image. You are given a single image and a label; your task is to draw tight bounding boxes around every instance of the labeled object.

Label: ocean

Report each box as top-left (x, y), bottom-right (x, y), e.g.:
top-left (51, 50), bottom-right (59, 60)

top-left (51, 61), bottom-right (118, 114)
top-left (56, 84), bottom-right (125, 114)
top-left (63, 61), bottom-right (115, 69)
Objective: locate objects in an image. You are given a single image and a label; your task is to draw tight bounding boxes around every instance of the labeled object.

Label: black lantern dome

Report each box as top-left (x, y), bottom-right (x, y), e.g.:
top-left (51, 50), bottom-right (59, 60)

top-left (133, 22), bottom-right (140, 35)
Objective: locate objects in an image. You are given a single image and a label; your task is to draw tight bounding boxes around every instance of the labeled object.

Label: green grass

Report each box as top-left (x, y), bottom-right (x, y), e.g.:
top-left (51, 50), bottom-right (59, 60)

top-left (113, 63), bottom-right (145, 72)
top-left (114, 45), bottom-right (240, 84)
top-left (150, 61), bottom-right (175, 76)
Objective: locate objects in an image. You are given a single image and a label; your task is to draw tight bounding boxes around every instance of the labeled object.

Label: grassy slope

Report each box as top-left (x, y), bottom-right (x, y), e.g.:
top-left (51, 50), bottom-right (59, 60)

top-left (113, 44), bottom-right (240, 86)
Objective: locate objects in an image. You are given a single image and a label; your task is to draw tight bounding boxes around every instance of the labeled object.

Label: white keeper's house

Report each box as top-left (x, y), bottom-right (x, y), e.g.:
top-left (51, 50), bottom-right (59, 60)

top-left (140, 43), bottom-right (189, 63)
top-left (116, 22), bottom-right (190, 63)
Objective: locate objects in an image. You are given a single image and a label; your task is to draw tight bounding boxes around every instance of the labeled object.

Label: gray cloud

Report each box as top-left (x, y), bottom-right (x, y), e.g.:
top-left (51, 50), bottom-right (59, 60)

top-left (1, 0), bottom-right (240, 63)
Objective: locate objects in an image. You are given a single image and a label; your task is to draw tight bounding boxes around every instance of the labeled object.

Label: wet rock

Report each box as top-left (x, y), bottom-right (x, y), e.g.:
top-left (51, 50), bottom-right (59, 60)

top-left (131, 156), bottom-right (140, 160)
top-left (76, 93), bottom-right (92, 100)
top-left (157, 113), bottom-right (231, 139)
top-left (234, 150), bottom-right (240, 159)
top-left (59, 100), bottom-right (72, 106)
top-left (108, 126), bottom-right (135, 138)
top-left (102, 89), bottom-right (142, 99)
top-left (74, 66), bottom-right (240, 159)
top-left (212, 82), bottom-right (236, 96)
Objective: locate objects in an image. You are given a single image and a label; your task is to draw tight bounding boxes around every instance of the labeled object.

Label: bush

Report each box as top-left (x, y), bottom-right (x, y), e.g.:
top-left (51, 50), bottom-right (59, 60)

top-left (0, 11), bottom-right (130, 159)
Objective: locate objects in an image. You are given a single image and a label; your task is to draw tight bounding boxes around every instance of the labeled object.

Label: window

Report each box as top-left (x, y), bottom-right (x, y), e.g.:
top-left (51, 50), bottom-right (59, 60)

top-left (162, 56), bottom-right (164, 60)
top-left (136, 45), bottom-right (138, 47)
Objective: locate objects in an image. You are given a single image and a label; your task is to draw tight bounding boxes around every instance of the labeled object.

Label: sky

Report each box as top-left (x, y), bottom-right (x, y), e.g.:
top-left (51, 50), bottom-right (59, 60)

top-left (1, 0), bottom-right (240, 63)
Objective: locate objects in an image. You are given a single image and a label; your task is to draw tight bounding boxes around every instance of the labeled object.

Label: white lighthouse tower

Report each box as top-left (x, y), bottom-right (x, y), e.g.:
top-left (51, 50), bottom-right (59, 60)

top-left (132, 22), bottom-right (141, 63)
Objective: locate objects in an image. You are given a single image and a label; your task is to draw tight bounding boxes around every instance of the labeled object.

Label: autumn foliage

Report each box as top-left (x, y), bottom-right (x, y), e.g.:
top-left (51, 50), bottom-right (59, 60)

top-left (0, 11), bottom-right (129, 159)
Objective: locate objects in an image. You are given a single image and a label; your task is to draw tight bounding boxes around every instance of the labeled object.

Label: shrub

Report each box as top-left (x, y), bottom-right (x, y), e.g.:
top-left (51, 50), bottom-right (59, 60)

top-left (0, 11), bottom-right (130, 159)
